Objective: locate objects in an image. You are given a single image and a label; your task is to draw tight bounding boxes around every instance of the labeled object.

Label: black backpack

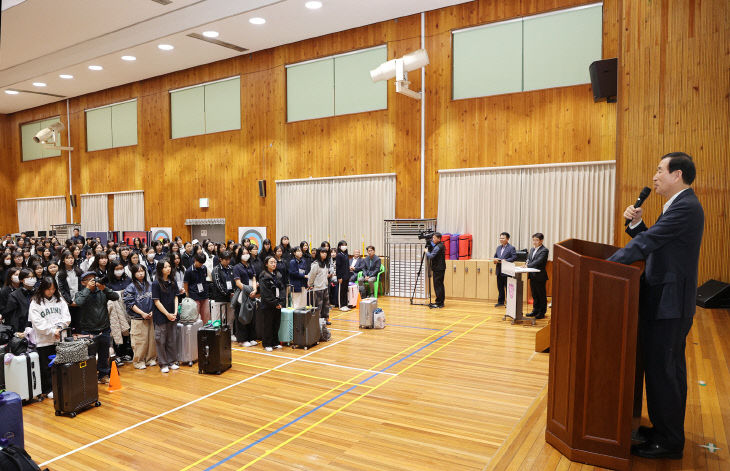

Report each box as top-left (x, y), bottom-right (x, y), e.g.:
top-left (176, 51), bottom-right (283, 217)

top-left (0, 324), bottom-right (13, 345)
top-left (0, 444), bottom-right (48, 471)
top-left (7, 337), bottom-right (28, 355)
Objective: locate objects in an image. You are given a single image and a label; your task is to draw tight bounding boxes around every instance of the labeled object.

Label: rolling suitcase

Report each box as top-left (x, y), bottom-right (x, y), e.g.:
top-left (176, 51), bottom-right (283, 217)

top-left (458, 234), bottom-right (473, 260)
top-left (176, 319), bottom-right (203, 366)
top-left (359, 298), bottom-right (378, 329)
top-left (52, 357), bottom-right (101, 418)
top-left (292, 306), bottom-right (319, 350)
top-left (197, 316), bottom-right (232, 375)
top-left (347, 283), bottom-right (359, 306)
top-left (449, 234), bottom-right (460, 260)
top-left (278, 308), bottom-right (294, 345)
top-left (442, 234), bottom-right (451, 259)
top-left (3, 352), bottom-right (42, 403)
top-left (0, 391), bottom-right (24, 449)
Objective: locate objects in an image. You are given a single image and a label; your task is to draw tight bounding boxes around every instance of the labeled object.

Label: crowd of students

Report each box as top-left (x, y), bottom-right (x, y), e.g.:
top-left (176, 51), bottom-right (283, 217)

top-left (0, 230), bottom-right (382, 395)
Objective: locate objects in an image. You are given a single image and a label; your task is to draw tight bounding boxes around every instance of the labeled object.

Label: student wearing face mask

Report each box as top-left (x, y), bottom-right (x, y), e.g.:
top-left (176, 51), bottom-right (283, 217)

top-left (3, 268), bottom-right (36, 333)
top-left (1, 253), bottom-right (12, 284)
top-left (108, 259), bottom-right (133, 366)
top-left (0, 267), bottom-right (21, 315)
top-left (29, 276), bottom-right (71, 396)
top-left (335, 241), bottom-right (350, 311)
top-left (144, 250), bottom-right (157, 281)
top-left (289, 246), bottom-right (309, 309)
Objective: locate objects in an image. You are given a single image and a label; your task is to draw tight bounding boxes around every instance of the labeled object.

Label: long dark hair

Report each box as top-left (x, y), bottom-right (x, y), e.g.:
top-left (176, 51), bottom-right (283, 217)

top-left (108, 259), bottom-right (128, 281)
top-left (89, 252), bottom-right (109, 273)
top-left (170, 252), bottom-right (185, 274)
top-left (129, 263), bottom-right (149, 291)
top-left (4, 267), bottom-right (21, 287)
top-left (314, 248), bottom-right (328, 268)
top-left (31, 276), bottom-right (61, 304)
top-left (156, 260), bottom-right (174, 292)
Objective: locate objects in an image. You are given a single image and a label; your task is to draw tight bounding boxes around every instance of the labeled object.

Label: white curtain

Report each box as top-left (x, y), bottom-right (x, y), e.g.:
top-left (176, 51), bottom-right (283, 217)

top-left (113, 191), bottom-right (145, 231)
top-left (437, 162), bottom-right (615, 258)
top-left (17, 196), bottom-right (67, 234)
top-left (80, 194), bottom-right (109, 232)
top-left (276, 174), bottom-right (396, 253)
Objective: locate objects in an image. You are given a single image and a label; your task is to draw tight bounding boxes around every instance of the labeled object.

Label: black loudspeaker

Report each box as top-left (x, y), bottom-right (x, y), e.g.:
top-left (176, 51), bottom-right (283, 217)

top-left (589, 58), bottom-right (618, 103)
top-left (696, 280), bottom-right (730, 308)
top-left (70, 194), bottom-right (77, 208)
top-left (258, 180), bottom-right (266, 198)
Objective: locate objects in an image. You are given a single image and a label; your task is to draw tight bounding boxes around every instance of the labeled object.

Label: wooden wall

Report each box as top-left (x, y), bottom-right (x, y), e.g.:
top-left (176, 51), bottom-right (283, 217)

top-left (0, 114), bottom-right (18, 225)
top-left (615, 0), bottom-right (729, 284)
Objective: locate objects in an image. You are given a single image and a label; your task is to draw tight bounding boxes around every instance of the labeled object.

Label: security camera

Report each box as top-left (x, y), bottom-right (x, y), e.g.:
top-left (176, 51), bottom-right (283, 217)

top-left (33, 121), bottom-right (65, 144)
top-left (370, 49), bottom-right (429, 100)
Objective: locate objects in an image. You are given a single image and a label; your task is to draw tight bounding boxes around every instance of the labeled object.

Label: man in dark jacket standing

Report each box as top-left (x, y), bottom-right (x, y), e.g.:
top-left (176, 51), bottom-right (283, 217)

top-left (425, 233), bottom-right (446, 308)
top-left (525, 233), bottom-right (549, 319)
top-left (75, 272), bottom-right (120, 383)
top-left (493, 232), bottom-right (517, 307)
top-left (607, 152), bottom-right (704, 460)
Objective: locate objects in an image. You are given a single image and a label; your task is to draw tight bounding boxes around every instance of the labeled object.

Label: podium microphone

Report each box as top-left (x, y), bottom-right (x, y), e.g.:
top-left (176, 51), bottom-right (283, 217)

top-left (624, 186), bottom-right (651, 226)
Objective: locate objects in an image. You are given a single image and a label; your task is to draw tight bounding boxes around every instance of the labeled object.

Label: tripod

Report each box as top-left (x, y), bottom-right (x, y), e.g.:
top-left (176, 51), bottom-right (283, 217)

top-left (410, 245), bottom-right (433, 305)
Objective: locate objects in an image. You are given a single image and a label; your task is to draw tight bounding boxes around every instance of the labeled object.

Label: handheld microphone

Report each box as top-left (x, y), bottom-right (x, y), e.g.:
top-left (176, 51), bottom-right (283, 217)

top-left (625, 187), bottom-right (651, 226)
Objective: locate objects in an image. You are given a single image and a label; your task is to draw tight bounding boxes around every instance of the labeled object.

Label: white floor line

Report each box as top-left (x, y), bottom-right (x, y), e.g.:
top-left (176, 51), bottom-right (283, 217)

top-left (328, 327), bottom-right (360, 333)
top-left (232, 345), bottom-right (396, 376)
top-left (41, 332), bottom-right (361, 467)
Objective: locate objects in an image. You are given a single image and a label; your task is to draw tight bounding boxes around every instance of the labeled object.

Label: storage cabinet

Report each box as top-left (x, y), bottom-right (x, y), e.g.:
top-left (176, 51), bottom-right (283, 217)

top-left (444, 260), bottom-right (454, 297)
top-left (443, 260), bottom-right (533, 302)
top-left (451, 261), bottom-right (465, 298)
top-left (463, 261), bottom-right (477, 298)
top-left (475, 261), bottom-right (490, 299)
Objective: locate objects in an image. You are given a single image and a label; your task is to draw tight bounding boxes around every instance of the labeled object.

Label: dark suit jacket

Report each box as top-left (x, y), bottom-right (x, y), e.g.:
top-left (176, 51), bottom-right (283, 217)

top-left (526, 245), bottom-right (549, 282)
top-left (494, 243), bottom-right (517, 276)
top-left (607, 188), bottom-right (704, 320)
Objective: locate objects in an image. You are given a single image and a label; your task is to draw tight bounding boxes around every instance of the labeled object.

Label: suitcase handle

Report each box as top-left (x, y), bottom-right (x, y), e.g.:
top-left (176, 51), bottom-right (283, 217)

top-left (79, 360), bottom-right (87, 369)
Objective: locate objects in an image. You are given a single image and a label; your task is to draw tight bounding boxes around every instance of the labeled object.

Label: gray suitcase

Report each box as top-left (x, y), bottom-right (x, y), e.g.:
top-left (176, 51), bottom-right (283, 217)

top-left (176, 319), bottom-right (203, 366)
top-left (359, 298), bottom-right (377, 329)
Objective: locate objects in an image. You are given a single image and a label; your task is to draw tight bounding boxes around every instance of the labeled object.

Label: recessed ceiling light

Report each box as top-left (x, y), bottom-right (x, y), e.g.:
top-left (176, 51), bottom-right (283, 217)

top-left (202, 31), bottom-right (219, 38)
top-left (32, 82), bottom-right (47, 87)
top-left (4, 90), bottom-right (19, 95)
top-left (158, 44), bottom-right (174, 51)
top-left (121, 55), bottom-right (136, 61)
top-left (249, 17), bottom-right (266, 25)
top-left (305, 1), bottom-right (322, 9)
top-left (59, 74), bottom-right (74, 79)
top-left (88, 65), bottom-right (103, 71)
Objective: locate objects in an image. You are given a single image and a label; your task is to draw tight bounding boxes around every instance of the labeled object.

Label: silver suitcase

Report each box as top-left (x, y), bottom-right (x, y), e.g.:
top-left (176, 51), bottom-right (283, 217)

top-left (4, 351), bottom-right (42, 402)
top-left (176, 319), bottom-right (203, 366)
top-left (359, 298), bottom-right (377, 329)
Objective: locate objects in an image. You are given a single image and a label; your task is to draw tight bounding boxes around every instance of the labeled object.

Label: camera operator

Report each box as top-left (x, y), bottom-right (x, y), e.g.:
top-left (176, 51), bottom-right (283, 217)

top-left (423, 232), bottom-right (446, 309)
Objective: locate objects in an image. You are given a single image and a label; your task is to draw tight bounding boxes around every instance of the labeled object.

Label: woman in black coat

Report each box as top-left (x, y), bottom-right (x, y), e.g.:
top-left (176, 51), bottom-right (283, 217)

top-left (258, 256), bottom-right (285, 352)
top-left (3, 268), bottom-right (36, 333)
top-left (335, 240), bottom-right (350, 311)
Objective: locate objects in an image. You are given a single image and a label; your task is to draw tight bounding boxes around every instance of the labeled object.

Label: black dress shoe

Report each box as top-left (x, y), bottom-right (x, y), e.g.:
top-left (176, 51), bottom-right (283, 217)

top-left (494, 303), bottom-right (504, 307)
top-left (534, 313), bottom-right (545, 319)
top-left (630, 441), bottom-right (683, 460)
top-left (632, 426), bottom-right (654, 445)
top-left (525, 312), bottom-right (536, 317)
top-left (436, 304), bottom-right (444, 308)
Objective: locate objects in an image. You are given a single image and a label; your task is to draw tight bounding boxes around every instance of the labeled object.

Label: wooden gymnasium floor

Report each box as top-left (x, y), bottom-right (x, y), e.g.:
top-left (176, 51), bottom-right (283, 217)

top-left (21, 298), bottom-right (729, 471)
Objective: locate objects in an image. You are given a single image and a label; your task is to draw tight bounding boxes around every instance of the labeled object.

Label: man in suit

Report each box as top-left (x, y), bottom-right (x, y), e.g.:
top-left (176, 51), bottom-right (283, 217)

top-left (607, 152), bottom-right (704, 460)
top-left (526, 233), bottom-right (549, 319)
top-left (493, 232), bottom-right (517, 307)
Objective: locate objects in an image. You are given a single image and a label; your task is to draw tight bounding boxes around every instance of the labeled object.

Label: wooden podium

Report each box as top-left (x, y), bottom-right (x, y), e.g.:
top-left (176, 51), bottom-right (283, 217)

top-left (546, 239), bottom-right (642, 470)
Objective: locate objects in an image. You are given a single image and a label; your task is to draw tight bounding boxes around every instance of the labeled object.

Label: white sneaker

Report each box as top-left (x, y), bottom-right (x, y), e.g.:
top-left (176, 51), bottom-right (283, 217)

top-left (242, 341), bottom-right (252, 347)
top-left (160, 366), bottom-right (170, 373)
top-left (47, 392), bottom-right (54, 399)
top-left (249, 340), bottom-right (258, 346)
top-left (170, 364), bottom-right (180, 370)
top-left (134, 362), bottom-right (147, 370)
top-left (274, 345), bottom-right (282, 350)
top-left (231, 335), bottom-right (237, 342)
top-left (340, 307), bottom-right (350, 312)
top-left (147, 360), bottom-right (157, 367)
top-left (265, 347), bottom-right (273, 352)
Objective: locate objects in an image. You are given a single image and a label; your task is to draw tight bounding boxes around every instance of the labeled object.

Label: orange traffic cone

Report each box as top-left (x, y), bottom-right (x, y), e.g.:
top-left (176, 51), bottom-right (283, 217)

top-left (108, 361), bottom-right (123, 392)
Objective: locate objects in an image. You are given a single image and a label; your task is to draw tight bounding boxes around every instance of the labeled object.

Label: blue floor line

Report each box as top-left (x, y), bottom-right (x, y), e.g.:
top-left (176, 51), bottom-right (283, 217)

top-left (206, 330), bottom-right (453, 470)
top-left (335, 318), bottom-right (443, 331)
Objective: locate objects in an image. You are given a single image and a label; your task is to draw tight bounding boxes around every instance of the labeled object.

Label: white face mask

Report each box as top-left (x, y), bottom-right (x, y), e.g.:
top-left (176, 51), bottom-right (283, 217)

top-left (11, 275), bottom-right (19, 284)
top-left (242, 254), bottom-right (250, 261)
top-left (23, 277), bottom-right (36, 288)
top-left (147, 254), bottom-right (155, 261)
top-left (108, 254), bottom-right (117, 260)
top-left (341, 246), bottom-right (348, 251)
top-left (4, 259), bottom-right (10, 266)
top-left (114, 269), bottom-right (124, 277)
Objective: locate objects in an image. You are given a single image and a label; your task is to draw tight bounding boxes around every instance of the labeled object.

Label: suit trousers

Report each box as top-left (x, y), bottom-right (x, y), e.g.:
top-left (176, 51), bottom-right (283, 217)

top-left (432, 270), bottom-right (445, 305)
top-left (640, 315), bottom-right (693, 450)
top-left (530, 279), bottom-right (547, 315)
top-left (496, 273), bottom-right (507, 304)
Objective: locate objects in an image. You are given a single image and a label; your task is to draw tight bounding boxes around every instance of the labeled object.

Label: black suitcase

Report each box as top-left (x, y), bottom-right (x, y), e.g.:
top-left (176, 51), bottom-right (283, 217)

top-left (197, 324), bottom-right (232, 375)
top-left (292, 307), bottom-right (319, 350)
top-left (52, 357), bottom-right (101, 418)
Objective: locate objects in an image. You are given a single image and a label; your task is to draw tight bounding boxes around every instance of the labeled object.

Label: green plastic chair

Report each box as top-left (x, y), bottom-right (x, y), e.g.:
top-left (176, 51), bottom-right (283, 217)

top-left (357, 264), bottom-right (385, 298)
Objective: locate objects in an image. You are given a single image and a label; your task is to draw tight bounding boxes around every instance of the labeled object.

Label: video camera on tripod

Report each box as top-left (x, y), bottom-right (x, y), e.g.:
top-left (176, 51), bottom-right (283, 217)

top-left (418, 229), bottom-right (436, 244)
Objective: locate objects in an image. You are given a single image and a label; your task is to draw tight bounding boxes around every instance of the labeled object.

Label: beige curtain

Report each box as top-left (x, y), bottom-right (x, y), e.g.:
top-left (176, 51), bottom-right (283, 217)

top-left (16, 196), bottom-right (67, 234)
top-left (113, 191), bottom-right (145, 231)
top-left (80, 194), bottom-right (109, 232)
top-left (275, 174), bottom-right (396, 252)
top-left (437, 161), bottom-right (615, 258)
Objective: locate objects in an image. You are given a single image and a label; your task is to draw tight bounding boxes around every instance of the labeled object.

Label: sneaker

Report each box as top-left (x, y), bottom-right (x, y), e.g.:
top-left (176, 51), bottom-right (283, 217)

top-left (274, 345), bottom-right (282, 349)
top-left (340, 307), bottom-right (350, 312)
top-left (122, 355), bottom-right (133, 362)
top-left (160, 366), bottom-right (170, 373)
top-left (98, 375), bottom-right (110, 384)
top-left (47, 392), bottom-right (54, 399)
top-left (146, 360), bottom-right (157, 367)
top-left (249, 340), bottom-right (258, 346)
top-left (231, 335), bottom-right (237, 342)
top-left (134, 362), bottom-right (147, 370)
top-left (241, 341), bottom-right (252, 347)
top-left (265, 347), bottom-right (273, 352)
top-left (114, 357), bottom-right (124, 367)
top-left (170, 364), bottom-right (180, 370)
